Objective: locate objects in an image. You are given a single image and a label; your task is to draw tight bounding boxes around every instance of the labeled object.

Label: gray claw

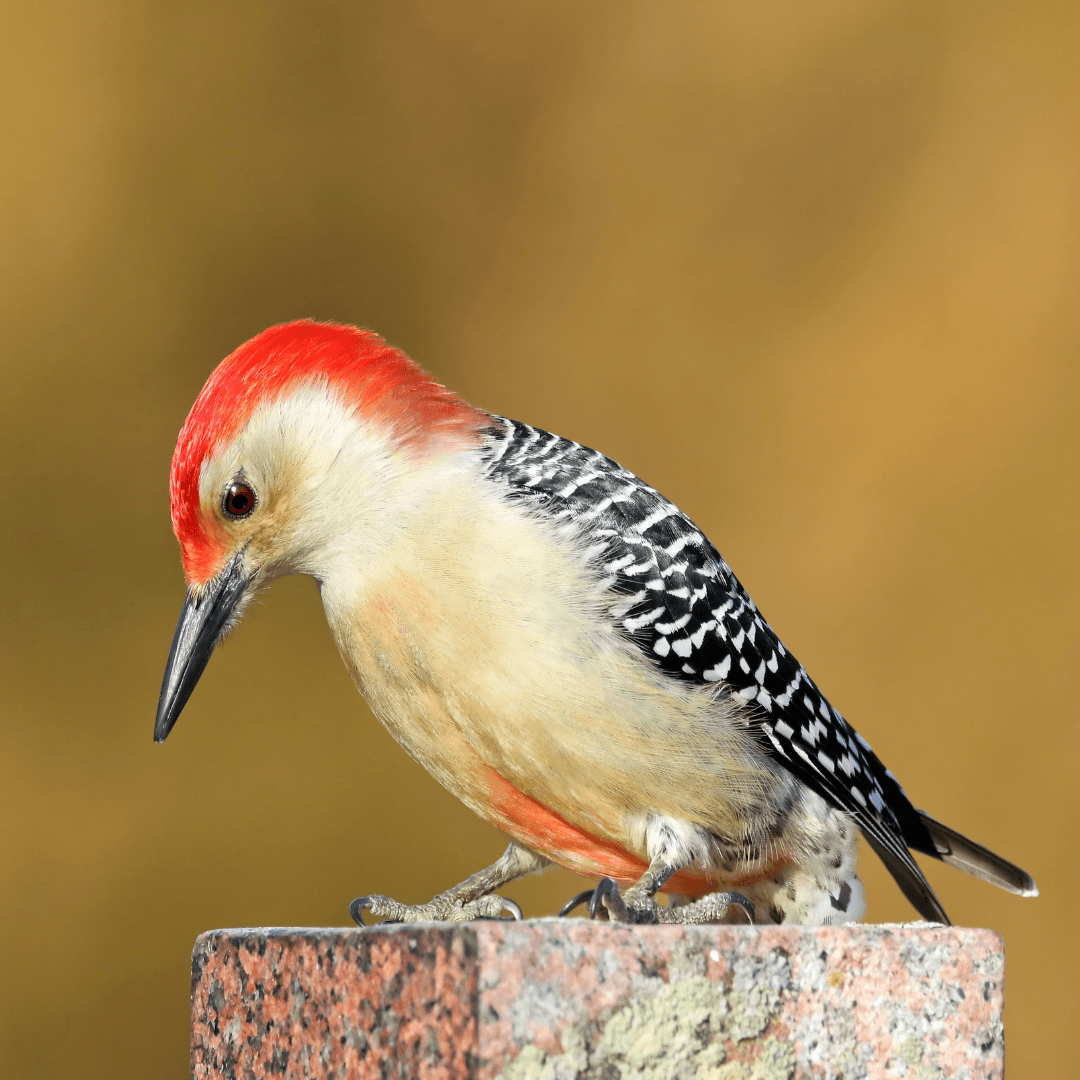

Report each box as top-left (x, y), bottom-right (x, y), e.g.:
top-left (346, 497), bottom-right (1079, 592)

top-left (727, 892), bottom-right (755, 924)
top-left (349, 896), bottom-right (372, 926)
top-left (475, 898), bottom-right (524, 922)
top-left (590, 877), bottom-right (635, 922)
top-left (558, 889), bottom-right (596, 917)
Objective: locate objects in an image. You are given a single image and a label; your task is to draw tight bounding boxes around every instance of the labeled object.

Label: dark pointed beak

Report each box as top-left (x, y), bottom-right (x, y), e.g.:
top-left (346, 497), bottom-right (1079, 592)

top-left (154, 553), bottom-right (255, 743)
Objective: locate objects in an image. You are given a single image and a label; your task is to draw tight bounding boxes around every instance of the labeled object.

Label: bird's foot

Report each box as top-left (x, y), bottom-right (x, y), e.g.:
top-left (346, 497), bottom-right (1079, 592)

top-left (350, 891), bottom-right (523, 926)
top-left (589, 877), bottom-right (661, 923)
top-left (567, 877), bottom-right (755, 925)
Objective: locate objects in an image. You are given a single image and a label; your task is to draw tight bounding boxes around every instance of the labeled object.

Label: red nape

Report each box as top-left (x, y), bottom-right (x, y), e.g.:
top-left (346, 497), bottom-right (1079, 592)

top-left (170, 320), bottom-right (483, 584)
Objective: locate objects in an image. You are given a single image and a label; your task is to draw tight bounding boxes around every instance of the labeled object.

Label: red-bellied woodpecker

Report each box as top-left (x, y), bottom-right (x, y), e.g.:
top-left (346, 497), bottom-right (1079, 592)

top-left (156, 321), bottom-right (1037, 926)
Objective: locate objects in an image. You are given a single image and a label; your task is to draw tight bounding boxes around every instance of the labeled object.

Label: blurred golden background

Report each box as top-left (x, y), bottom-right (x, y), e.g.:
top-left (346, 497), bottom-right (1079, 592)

top-left (0, 1), bottom-right (1075, 1076)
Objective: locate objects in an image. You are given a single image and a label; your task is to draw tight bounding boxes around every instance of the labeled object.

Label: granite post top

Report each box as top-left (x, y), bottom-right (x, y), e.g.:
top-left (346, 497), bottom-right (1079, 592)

top-left (191, 920), bottom-right (1005, 1079)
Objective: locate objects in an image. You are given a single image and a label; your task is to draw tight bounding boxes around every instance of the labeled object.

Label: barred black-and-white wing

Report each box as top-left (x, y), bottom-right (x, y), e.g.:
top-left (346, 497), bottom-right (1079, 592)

top-left (479, 417), bottom-right (945, 920)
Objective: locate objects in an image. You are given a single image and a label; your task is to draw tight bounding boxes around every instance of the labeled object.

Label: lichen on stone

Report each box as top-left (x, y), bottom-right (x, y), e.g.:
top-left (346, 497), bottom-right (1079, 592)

top-left (500, 948), bottom-right (794, 1080)
top-left (727, 951), bottom-right (791, 1042)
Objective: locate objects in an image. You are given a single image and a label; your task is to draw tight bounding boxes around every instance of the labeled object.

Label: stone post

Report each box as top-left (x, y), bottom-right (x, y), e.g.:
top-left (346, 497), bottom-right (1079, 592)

top-left (190, 921), bottom-right (1004, 1078)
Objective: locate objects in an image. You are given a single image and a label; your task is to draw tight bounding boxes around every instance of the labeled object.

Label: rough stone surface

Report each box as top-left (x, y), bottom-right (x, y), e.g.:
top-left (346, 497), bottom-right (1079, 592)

top-left (191, 922), bottom-right (1004, 1080)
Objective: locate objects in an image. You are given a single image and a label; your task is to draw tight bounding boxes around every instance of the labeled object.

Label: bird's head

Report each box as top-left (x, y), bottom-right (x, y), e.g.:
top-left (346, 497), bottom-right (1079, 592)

top-left (154, 320), bottom-right (483, 743)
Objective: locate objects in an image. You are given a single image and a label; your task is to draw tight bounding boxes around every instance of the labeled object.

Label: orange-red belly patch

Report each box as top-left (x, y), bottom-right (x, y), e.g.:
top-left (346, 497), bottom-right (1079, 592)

top-left (484, 767), bottom-right (731, 898)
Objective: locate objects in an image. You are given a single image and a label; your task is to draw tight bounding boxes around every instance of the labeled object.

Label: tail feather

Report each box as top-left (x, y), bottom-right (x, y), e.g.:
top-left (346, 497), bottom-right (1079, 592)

top-left (917, 811), bottom-right (1038, 897)
top-left (863, 831), bottom-right (950, 924)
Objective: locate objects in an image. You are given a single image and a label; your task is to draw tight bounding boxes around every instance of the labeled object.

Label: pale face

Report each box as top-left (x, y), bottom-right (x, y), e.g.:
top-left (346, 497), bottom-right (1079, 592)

top-left (157, 380), bottom-right (438, 742)
top-left (194, 381), bottom-right (426, 584)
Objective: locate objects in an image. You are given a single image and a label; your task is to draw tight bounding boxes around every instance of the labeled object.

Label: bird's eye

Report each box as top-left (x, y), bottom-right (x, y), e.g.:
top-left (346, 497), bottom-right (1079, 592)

top-left (223, 482), bottom-right (257, 518)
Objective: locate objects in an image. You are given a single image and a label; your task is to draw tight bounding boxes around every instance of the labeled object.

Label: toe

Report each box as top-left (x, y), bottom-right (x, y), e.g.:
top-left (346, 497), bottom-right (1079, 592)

top-left (590, 878), bottom-right (629, 922)
top-left (627, 900), bottom-right (659, 925)
top-left (351, 890), bottom-right (523, 925)
top-left (661, 888), bottom-right (757, 925)
top-left (350, 895), bottom-right (404, 926)
top-left (450, 895), bottom-right (507, 921)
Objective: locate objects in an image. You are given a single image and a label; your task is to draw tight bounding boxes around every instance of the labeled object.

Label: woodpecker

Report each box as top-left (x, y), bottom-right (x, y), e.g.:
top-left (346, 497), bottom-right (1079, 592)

top-left (156, 321), bottom-right (1036, 926)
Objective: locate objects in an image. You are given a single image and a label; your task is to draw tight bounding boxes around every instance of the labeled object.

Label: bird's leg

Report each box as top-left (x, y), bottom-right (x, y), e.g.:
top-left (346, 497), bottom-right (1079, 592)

top-left (350, 842), bottom-right (550, 925)
top-left (589, 859), bottom-right (755, 926)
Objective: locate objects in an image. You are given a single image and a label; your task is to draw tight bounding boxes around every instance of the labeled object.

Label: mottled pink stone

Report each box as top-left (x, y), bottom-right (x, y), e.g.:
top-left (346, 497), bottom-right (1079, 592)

top-left (191, 921), bottom-right (1004, 1079)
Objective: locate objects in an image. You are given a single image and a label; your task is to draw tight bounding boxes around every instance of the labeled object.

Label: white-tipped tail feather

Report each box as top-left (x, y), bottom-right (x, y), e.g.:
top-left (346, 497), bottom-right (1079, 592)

top-left (917, 810), bottom-right (1038, 897)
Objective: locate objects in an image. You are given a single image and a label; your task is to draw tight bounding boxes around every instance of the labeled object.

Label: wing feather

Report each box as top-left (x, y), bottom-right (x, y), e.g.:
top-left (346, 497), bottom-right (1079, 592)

top-left (479, 418), bottom-right (939, 883)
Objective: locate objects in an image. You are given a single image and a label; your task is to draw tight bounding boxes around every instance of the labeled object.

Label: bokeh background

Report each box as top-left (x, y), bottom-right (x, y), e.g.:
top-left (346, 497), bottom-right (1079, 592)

top-left (0, 1), bottom-right (1076, 1075)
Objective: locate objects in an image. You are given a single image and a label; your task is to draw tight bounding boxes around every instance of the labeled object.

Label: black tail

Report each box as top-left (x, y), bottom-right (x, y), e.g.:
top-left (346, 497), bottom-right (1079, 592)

top-left (862, 831), bottom-right (950, 924)
top-left (860, 810), bottom-right (1036, 925)
top-left (916, 811), bottom-right (1038, 897)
